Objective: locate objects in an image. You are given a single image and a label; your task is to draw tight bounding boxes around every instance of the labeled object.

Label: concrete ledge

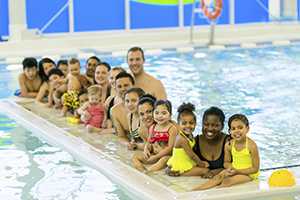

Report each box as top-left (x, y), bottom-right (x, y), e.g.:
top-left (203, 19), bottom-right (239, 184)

top-left (1, 98), bottom-right (300, 200)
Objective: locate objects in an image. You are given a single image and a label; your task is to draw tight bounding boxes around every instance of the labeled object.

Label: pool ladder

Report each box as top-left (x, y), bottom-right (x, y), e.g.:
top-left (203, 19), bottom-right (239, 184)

top-left (190, 0), bottom-right (216, 45)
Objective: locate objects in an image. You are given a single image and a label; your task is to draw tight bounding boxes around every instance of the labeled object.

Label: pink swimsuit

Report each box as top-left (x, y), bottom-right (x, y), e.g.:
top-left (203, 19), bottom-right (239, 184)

top-left (85, 104), bottom-right (104, 128)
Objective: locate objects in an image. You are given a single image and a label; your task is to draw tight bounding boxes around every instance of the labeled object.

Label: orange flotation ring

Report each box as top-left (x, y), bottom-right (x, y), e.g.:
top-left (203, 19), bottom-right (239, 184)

top-left (201, 0), bottom-right (223, 20)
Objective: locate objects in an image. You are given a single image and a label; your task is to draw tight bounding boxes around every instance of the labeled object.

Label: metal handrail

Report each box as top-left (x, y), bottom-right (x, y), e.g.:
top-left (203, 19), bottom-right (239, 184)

top-left (190, 0), bottom-right (201, 43)
top-left (39, 0), bottom-right (70, 34)
top-left (190, 0), bottom-right (215, 45)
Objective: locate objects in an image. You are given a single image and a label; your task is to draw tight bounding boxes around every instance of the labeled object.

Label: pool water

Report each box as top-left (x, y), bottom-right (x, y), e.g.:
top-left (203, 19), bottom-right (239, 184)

top-left (0, 114), bottom-right (133, 200)
top-left (1, 44), bottom-right (300, 199)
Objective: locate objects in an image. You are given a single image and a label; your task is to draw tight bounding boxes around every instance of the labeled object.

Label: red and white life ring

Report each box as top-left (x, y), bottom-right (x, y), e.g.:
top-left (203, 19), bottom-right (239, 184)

top-left (201, 0), bottom-right (223, 20)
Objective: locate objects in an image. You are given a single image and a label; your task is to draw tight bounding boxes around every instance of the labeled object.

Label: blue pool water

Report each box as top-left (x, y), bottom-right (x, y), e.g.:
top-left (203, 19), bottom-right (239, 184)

top-left (0, 116), bottom-right (133, 200)
top-left (1, 44), bottom-right (300, 199)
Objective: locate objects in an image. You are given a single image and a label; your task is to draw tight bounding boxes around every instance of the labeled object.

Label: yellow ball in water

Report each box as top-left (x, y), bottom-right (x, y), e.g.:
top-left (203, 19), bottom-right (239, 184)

top-left (268, 169), bottom-right (296, 187)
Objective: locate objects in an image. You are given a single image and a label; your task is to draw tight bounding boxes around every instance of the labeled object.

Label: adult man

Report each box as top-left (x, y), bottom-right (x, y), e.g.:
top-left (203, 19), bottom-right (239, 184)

top-left (110, 72), bottom-right (134, 141)
top-left (127, 47), bottom-right (167, 100)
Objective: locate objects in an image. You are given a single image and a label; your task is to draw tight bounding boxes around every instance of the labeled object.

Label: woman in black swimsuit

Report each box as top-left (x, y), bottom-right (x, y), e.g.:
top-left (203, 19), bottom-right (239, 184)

top-left (193, 106), bottom-right (229, 178)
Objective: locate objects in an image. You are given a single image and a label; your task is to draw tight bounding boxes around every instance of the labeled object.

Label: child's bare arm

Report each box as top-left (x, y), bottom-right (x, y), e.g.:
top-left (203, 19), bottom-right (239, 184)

top-left (179, 137), bottom-right (208, 167)
top-left (223, 141), bottom-right (232, 169)
top-left (55, 84), bottom-right (67, 96)
top-left (35, 82), bottom-right (48, 102)
top-left (143, 142), bottom-right (151, 159)
top-left (138, 124), bottom-right (149, 142)
top-left (77, 102), bottom-right (89, 115)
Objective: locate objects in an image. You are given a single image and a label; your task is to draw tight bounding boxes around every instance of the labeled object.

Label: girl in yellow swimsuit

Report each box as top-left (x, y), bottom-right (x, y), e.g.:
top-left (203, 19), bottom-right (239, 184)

top-left (193, 114), bottom-right (260, 190)
top-left (166, 103), bottom-right (209, 176)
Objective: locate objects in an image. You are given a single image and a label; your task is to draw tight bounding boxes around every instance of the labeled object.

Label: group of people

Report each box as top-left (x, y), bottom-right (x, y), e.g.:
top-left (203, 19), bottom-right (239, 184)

top-left (18, 46), bottom-right (260, 190)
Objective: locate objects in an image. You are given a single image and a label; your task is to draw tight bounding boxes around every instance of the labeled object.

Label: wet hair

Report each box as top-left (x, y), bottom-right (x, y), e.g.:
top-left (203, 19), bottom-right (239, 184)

top-left (86, 56), bottom-right (101, 64)
top-left (22, 57), bottom-right (38, 70)
top-left (87, 85), bottom-right (101, 96)
top-left (228, 114), bottom-right (249, 130)
top-left (154, 99), bottom-right (172, 115)
top-left (177, 102), bottom-right (196, 123)
top-left (202, 106), bottom-right (225, 129)
top-left (111, 66), bottom-right (126, 73)
top-left (98, 62), bottom-right (111, 72)
top-left (57, 59), bottom-right (68, 67)
top-left (115, 71), bottom-right (135, 85)
top-left (38, 57), bottom-right (55, 82)
top-left (125, 87), bottom-right (145, 98)
top-left (69, 58), bottom-right (80, 65)
top-left (138, 94), bottom-right (156, 107)
top-left (48, 68), bottom-right (64, 78)
top-left (127, 46), bottom-right (145, 61)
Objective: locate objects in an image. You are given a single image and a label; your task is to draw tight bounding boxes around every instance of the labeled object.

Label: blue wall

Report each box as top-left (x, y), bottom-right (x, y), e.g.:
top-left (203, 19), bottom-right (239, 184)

top-left (26, 0), bottom-right (69, 33)
top-left (0, 0), bottom-right (291, 37)
top-left (299, 0), bottom-right (300, 20)
top-left (0, 0), bottom-right (9, 37)
top-left (130, 2), bottom-right (178, 29)
top-left (235, 0), bottom-right (269, 23)
top-left (74, 0), bottom-right (125, 31)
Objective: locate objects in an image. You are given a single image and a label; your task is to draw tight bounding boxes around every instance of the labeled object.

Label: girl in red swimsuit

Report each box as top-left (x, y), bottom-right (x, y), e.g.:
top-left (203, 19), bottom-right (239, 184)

top-left (132, 99), bottom-right (177, 172)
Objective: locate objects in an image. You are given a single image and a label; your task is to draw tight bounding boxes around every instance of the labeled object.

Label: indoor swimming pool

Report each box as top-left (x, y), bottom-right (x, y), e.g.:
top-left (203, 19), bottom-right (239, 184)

top-left (1, 44), bottom-right (300, 199)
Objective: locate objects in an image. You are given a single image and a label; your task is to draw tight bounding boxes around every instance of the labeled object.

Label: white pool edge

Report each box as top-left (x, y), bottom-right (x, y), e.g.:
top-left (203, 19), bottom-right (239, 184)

top-left (1, 98), bottom-right (300, 200)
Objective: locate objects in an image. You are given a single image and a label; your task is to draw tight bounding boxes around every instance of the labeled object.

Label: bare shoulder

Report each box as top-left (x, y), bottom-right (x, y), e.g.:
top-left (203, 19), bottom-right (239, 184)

top-left (145, 72), bottom-right (158, 82)
top-left (177, 134), bottom-right (188, 145)
top-left (149, 73), bottom-right (162, 85)
top-left (111, 103), bottom-right (122, 114)
top-left (248, 138), bottom-right (258, 151)
top-left (169, 124), bottom-right (178, 134)
top-left (18, 72), bottom-right (25, 80)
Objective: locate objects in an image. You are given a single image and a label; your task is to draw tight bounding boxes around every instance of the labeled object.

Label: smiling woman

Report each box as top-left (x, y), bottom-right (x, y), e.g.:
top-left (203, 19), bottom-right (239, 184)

top-left (193, 106), bottom-right (229, 178)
